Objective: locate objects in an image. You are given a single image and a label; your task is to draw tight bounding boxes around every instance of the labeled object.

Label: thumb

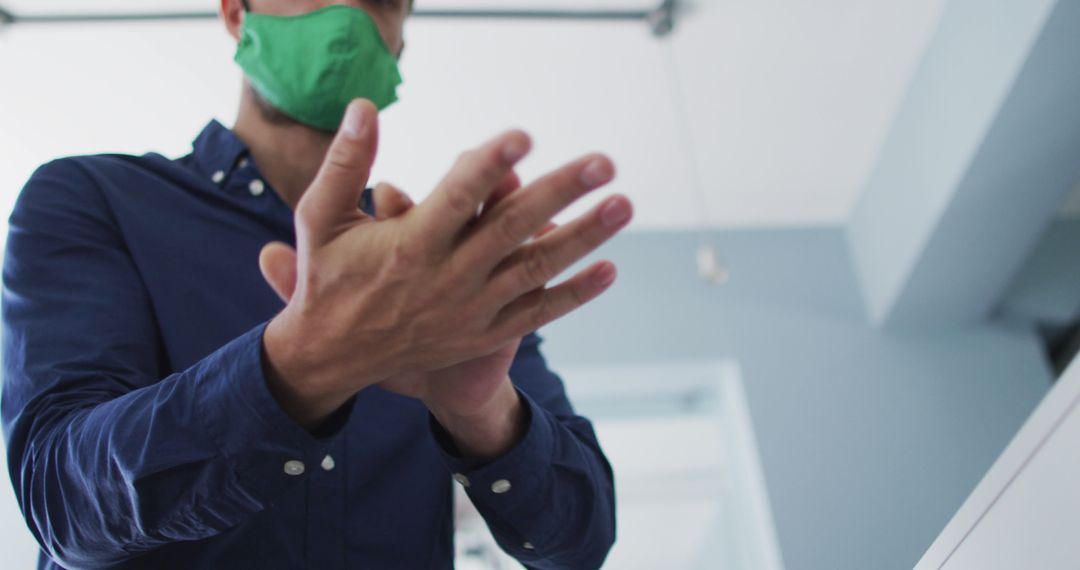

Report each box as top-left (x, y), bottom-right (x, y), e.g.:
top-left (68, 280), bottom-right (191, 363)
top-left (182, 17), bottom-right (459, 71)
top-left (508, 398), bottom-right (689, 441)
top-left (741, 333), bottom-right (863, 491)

top-left (259, 241), bottom-right (299, 302)
top-left (297, 99), bottom-right (379, 242)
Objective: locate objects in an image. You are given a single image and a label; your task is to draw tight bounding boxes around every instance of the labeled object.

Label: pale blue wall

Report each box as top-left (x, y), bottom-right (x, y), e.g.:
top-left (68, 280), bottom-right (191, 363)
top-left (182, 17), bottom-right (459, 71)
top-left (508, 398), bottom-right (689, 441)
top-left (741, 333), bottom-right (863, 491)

top-left (540, 228), bottom-right (1051, 570)
top-left (1000, 219), bottom-right (1080, 326)
top-left (848, 0), bottom-right (1080, 328)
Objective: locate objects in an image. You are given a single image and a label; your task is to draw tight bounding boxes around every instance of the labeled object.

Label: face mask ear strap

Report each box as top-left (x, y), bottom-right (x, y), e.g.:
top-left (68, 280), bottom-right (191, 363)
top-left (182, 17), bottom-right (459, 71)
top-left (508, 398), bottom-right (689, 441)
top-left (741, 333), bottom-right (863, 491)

top-left (240, 0), bottom-right (251, 12)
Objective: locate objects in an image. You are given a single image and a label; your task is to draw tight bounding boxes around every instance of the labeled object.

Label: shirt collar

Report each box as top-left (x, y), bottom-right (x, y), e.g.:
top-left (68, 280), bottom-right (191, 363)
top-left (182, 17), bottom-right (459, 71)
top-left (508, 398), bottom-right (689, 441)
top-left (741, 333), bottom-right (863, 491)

top-left (189, 119), bottom-right (250, 182)
top-left (185, 118), bottom-right (375, 218)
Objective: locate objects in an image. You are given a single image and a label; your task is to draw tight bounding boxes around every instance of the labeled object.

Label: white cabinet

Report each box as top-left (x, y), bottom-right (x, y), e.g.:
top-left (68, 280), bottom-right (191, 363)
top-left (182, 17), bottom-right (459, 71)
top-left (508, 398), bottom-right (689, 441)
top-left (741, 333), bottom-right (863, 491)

top-left (917, 356), bottom-right (1080, 569)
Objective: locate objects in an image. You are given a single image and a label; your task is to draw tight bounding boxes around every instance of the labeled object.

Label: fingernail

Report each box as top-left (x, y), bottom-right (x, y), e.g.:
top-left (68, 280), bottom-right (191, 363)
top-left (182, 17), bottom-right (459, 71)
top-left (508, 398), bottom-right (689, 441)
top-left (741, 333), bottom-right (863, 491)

top-left (502, 138), bottom-right (529, 163)
top-left (580, 158), bottom-right (613, 188)
top-left (600, 197), bottom-right (631, 228)
top-left (595, 263), bottom-right (617, 287)
top-left (342, 101), bottom-right (367, 139)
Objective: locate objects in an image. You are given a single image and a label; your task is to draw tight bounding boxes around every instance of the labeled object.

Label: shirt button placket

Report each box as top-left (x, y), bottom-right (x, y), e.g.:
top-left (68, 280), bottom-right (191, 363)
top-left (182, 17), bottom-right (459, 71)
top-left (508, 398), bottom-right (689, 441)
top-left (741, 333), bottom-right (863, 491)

top-left (307, 443), bottom-right (347, 570)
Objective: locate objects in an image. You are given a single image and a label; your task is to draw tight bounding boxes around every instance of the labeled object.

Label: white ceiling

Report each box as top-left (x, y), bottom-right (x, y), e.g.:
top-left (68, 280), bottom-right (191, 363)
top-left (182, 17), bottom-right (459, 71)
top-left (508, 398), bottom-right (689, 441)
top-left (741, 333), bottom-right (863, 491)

top-left (0, 0), bottom-right (949, 228)
top-left (1, 0), bottom-right (207, 13)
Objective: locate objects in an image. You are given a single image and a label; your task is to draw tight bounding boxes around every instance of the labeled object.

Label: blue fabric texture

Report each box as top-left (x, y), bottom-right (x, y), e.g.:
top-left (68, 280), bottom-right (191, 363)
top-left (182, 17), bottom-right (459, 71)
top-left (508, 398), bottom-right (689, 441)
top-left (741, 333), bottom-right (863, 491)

top-left (1, 120), bottom-right (616, 569)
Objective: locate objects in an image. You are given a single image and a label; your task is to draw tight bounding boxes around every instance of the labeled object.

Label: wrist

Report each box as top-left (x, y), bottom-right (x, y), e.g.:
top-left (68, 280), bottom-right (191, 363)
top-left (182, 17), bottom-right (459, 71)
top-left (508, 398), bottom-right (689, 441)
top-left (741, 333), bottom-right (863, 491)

top-left (429, 379), bottom-right (526, 460)
top-left (261, 314), bottom-right (355, 430)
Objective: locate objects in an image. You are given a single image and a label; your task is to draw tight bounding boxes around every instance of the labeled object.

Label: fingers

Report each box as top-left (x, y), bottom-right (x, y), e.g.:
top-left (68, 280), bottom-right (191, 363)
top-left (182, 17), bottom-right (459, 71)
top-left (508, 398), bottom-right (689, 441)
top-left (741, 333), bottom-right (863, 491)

top-left (468, 170), bottom-right (522, 232)
top-left (296, 99), bottom-right (379, 244)
top-left (480, 170), bottom-right (522, 218)
top-left (485, 194), bottom-right (632, 303)
top-left (533, 221), bottom-right (558, 240)
top-left (458, 153), bottom-right (616, 272)
top-left (259, 242), bottom-right (299, 302)
top-left (372, 182), bottom-right (414, 220)
top-left (410, 130), bottom-right (531, 247)
top-left (488, 260), bottom-right (617, 341)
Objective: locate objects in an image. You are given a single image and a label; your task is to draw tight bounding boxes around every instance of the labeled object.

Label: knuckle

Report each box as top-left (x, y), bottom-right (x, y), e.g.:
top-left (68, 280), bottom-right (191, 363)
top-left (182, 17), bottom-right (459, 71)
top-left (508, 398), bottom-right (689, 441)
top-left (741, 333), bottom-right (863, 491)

top-left (459, 147), bottom-right (502, 182)
top-left (475, 151), bottom-right (503, 182)
top-left (325, 145), bottom-right (356, 174)
top-left (530, 293), bottom-right (553, 328)
top-left (495, 208), bottom-right (529, 247)
top-left (522, 249), bottom-right (552, 287)
top-left (571, 281), bottom-right (589, 306)
top-left (444, 186), bottom-right (474, 217)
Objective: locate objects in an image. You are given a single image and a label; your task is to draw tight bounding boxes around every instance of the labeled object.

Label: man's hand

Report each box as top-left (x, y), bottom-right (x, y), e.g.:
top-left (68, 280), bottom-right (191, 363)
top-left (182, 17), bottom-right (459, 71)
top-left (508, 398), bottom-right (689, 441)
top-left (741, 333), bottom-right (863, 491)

top-left (262, 173), bottom-right (555, 457)
top-left (259, 99), bottom-right (633, 430)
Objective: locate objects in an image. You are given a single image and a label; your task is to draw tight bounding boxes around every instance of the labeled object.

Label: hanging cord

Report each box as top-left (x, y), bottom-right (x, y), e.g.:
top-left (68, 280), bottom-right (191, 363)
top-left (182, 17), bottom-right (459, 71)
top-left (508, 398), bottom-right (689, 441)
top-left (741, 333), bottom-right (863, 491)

top-left (658, 31), bottom-right (730, 285)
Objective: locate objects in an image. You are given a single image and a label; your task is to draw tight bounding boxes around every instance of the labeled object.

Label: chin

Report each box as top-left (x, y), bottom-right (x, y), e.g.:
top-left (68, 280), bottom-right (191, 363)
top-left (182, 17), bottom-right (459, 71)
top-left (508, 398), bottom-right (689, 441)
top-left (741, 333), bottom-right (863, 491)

top-left (247, 84), bottom-right (333, 133)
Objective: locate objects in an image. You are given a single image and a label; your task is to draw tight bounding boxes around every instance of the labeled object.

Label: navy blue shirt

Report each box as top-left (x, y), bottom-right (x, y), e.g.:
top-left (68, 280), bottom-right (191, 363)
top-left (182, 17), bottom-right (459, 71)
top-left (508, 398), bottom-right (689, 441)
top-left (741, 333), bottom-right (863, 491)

top-left (1, 120), bottom-right (616, 569)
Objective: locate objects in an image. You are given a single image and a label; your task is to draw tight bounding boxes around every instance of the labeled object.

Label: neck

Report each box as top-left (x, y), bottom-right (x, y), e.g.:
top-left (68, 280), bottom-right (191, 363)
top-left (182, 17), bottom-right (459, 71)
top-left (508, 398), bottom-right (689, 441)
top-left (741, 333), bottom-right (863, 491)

top-left (231, 84), bottom-right (334, 209)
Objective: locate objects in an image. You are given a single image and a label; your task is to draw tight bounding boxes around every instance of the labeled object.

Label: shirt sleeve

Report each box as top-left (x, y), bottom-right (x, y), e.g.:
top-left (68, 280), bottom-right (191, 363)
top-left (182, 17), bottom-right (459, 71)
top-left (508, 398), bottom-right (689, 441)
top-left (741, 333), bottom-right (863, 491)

top-left (1, 159), bottom-right (347, 568)
top-left (429, 331), bottom-right (617, 570)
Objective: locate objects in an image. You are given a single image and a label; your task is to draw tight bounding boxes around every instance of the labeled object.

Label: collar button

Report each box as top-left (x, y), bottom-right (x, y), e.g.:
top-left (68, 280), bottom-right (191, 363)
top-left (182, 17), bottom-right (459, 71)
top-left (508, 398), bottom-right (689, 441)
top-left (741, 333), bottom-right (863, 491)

top-left (249, 179), bottom-right (266, 196)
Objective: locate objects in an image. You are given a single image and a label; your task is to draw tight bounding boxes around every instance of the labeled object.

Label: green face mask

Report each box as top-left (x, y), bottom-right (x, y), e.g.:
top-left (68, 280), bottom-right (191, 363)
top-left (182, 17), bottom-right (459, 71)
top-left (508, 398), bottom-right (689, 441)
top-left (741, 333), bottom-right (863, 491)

top-left (234, 4), bottom-right (404, 132)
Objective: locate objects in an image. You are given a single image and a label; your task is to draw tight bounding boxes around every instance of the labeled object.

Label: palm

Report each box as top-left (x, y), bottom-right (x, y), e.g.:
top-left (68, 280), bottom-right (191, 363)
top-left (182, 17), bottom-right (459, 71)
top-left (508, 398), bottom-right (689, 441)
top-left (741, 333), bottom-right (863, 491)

top-left (378, 338), bottom-right (520, 412)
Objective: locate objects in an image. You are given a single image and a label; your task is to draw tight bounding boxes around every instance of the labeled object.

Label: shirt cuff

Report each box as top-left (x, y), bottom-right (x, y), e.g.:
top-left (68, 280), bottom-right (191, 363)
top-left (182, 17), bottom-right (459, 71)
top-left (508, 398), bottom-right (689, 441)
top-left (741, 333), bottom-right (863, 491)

top-left (429, 387), bottom-right (558, 535)
top-left (194, 320), bottom-right (354, 505)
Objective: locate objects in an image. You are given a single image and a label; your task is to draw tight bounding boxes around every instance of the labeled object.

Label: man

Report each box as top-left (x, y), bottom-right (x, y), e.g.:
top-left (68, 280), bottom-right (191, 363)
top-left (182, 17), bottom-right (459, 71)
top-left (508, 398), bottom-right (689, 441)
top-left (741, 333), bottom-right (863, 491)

top-left (1, 0), bottom-right (633, 568)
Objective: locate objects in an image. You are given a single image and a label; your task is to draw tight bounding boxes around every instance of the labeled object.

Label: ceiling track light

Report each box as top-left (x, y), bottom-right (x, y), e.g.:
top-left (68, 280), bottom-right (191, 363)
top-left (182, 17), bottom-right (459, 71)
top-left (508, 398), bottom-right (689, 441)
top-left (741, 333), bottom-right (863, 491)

top-left (0, 1), bottom-right (679, 37)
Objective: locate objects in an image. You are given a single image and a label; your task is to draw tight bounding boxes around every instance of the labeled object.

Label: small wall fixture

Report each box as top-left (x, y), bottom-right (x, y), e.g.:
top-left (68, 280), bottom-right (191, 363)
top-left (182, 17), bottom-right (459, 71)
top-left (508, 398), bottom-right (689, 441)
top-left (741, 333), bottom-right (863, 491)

top-left (697, 243), bottom-right (730, 285)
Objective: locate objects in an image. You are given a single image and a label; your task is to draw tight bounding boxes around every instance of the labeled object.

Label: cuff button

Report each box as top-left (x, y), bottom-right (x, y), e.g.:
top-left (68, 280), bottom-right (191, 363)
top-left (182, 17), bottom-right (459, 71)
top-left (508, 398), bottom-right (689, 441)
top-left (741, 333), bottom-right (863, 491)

top-left (491, 479), bottom-right (512, 494)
